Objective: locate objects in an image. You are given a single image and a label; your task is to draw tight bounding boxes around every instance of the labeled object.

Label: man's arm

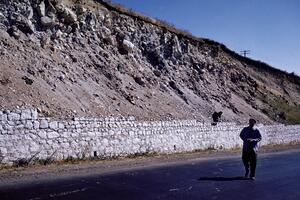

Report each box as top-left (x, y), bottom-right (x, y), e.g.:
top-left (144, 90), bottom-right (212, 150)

top-left (240, 128), bottom-right (247, 141)
top-left (249, 130), bottom-right (262, 142)
top-left (255, 130), bottom-right (262, 142)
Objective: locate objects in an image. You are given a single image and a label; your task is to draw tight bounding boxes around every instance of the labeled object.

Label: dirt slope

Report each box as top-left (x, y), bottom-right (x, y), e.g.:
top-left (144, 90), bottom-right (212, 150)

top-left (1, 0), bottom-right (300, 124)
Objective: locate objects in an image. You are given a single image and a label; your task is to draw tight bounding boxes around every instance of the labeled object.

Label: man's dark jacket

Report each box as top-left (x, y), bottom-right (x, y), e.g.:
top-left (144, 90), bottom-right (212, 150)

top-left (240, 127), bottom-right (262, 152)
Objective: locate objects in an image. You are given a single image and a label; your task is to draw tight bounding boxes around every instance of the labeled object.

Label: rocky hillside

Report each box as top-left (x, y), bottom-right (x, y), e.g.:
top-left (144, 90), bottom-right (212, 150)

top-left (1, 0), bottom-right (300, 124)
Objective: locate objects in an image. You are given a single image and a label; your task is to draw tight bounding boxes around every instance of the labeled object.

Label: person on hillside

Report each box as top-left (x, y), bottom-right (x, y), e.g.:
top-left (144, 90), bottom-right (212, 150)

top-left (240, 118), bottom-right (262, 180)
top-left (212, 111), bottom-right (222, 125)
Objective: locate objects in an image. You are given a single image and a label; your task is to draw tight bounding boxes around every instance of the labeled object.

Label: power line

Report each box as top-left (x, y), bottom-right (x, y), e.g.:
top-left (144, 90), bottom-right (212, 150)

top-left (240, 50), bottom-right (250, 57)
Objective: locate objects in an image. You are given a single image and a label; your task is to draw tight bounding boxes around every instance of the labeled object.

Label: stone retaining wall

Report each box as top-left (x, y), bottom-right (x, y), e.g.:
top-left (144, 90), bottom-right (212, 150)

top-left (1, 109), bottom-right (300, 166)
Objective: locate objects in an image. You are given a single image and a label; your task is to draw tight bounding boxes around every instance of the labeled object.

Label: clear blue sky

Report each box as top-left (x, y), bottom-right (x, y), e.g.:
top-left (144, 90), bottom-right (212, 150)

top-left (111, 0), bottom-right (300, 75)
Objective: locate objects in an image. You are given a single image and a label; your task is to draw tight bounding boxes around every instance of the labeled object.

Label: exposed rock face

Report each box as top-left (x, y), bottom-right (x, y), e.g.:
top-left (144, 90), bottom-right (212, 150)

top-left (122, 39), bottom-right (135, 53)
top-left (40, 16), bottom-right (55, 27)
top-left (0, 0), bottom-right (300, 124)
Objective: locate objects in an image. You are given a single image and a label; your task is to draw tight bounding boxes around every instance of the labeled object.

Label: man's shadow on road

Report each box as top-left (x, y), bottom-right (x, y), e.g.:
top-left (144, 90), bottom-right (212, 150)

top-left (198, 176), bottom-right (249, 181)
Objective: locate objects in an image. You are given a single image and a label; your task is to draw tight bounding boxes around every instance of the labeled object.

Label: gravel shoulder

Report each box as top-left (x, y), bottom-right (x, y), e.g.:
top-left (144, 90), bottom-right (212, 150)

top-left (1, 144), bottom-right (300, 188)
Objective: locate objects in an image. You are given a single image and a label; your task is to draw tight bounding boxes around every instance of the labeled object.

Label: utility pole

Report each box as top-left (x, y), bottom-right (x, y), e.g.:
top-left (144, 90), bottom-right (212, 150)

top-left (240, 50), bottom-right (250, 57)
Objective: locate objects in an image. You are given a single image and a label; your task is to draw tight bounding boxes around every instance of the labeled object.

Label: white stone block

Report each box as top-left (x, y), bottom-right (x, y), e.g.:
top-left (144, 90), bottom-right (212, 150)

top-left (58, 123), bottom-right (65, 129)
top-left (33, 121), bottom-right (40, 129)
top-left (102, 138), bottom-right (109, 146)
top-left (4, 124), bottom-right (13, 131)
top-left (40, 119), bottom-right (48, 129)
top-left (133, 138), bottom-right (140, 144)
top-left (31, 109), bottom-right (38, 120)
top-left (37, 131), bottom-right (47, 138)
top-left (29, 143), bottom-right (40, 152)
top-left (7, 120), bottom-right (16, 126)
top-left (71, 133), bottom-right (77, 137)
top-left (61, 143), bottom-right (69, 149)
top-left (47, 140), bottom-right (53, 145)
top-left (25, 121), bottom-right (33, 129)
top-left (47, 131), bottom-right (60, 139)
top-left (0, 113), bottom-right (7, 121)
top-left (49, 121), bottom-right (58, 130)
top-left (0, 147), bottom-right (7, 154)
top-left (18, 145), bottom-right (29, 153)
top-left (75, 124), bottom-right (81, 129)
top-left (56, 153), bottom-right (63, 160)
top-left (8, 113), bottom-right (20, 121)
top-left (21, 110), bottom-right (32, 120)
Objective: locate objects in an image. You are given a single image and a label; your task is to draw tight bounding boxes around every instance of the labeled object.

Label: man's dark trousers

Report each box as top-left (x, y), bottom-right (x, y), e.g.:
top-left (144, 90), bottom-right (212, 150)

top-left (242, 150), bottom-right (257, 177)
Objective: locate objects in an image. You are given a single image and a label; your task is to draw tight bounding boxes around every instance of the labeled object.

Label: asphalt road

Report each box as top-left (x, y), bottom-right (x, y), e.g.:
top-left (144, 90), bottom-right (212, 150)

top-left (1, 150), bottom-right (300, 200)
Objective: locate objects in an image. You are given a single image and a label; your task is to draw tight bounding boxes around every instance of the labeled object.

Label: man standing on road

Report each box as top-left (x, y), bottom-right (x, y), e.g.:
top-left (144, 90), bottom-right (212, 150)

top-left (240, 119), bottom-right (262, 180)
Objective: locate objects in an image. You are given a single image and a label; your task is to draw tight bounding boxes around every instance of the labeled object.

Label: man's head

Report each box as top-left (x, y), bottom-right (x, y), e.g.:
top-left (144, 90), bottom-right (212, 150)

top-left (249, 118), bottom-right (256, 128)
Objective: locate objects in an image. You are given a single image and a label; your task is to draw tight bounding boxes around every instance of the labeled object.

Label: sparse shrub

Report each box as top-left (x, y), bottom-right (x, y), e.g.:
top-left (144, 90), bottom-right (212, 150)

top-left (126, 151), bottom-right (158, 159)
top-left (0, 151), bottom-right (4, 163)
top-left (13, 152), bottom-right (40, 167)
top-left (260, 95), bottom-right (300, 124)
top-left (37, 157), bottom-right (54, 166)
top-left (41, 110), bottom-right (55, 118)
top-left (65, 156), bottom-right (78, 163)
top-left (13, 158), bottom-right (31, 167)
top-left (206, 146), bottom-right (216, 151)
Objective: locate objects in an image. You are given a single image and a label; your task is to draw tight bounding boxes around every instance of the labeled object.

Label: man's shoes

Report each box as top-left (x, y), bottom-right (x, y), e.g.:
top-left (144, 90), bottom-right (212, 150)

top-left (250, 177), bottom-right (256, 180)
